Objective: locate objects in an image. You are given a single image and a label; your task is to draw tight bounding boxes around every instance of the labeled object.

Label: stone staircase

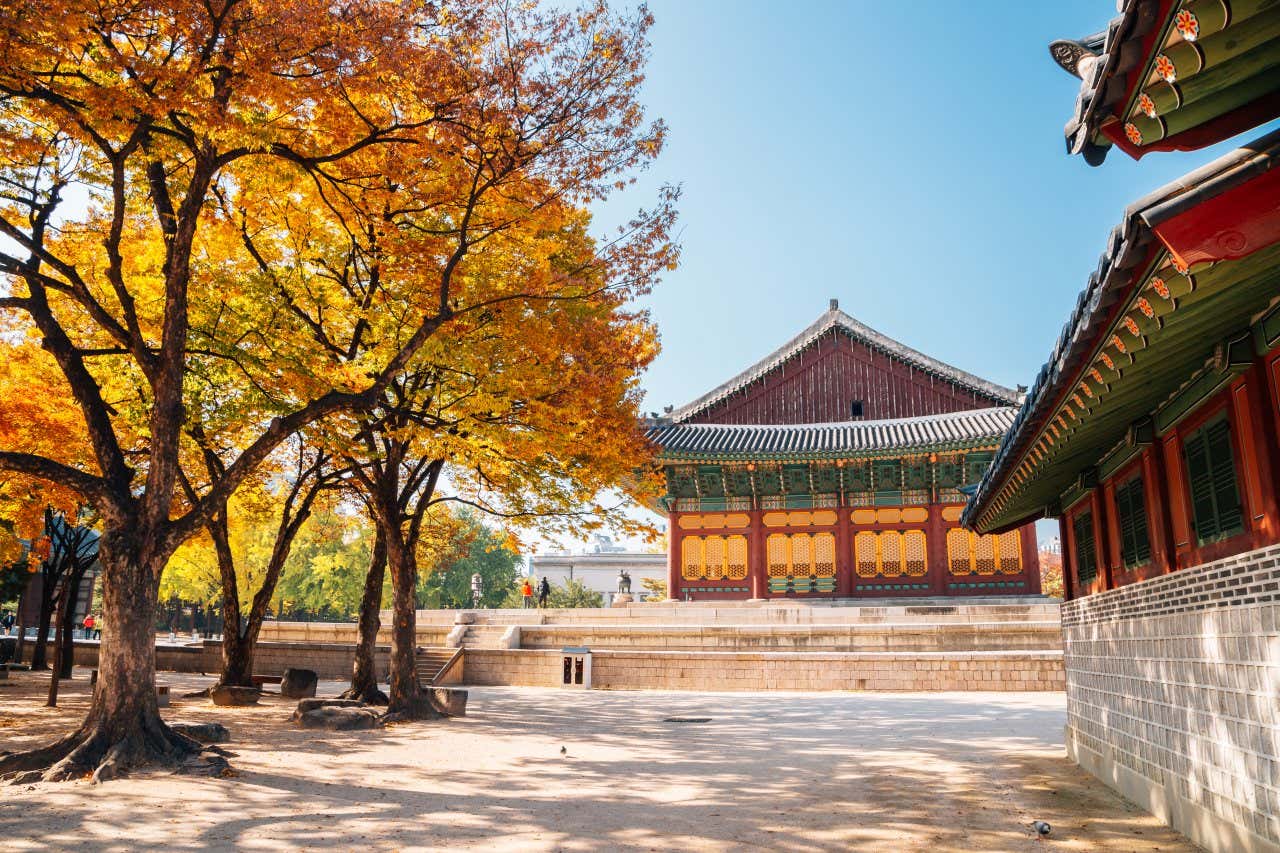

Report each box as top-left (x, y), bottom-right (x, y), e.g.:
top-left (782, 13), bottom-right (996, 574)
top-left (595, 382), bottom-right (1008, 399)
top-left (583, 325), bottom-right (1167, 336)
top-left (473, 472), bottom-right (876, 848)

top-left (414, 647), bottom-right (461, 687)
top-left (452, 624), bottom-right (515, 649)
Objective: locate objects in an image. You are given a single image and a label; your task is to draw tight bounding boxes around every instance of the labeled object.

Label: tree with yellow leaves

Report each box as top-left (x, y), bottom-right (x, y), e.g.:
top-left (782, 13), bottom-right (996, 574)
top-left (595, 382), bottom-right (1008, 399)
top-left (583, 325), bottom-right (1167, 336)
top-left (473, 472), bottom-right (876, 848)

top-left (0, 0), bottom-right (672, 780)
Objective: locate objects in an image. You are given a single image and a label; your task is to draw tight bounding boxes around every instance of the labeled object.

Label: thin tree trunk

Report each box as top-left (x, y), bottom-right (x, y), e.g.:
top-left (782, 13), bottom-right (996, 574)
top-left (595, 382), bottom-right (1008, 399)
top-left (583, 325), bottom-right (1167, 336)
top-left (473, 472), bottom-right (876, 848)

top-left (57, 567), bottom-right (88, 681)
top-left (343, 527), bottom-right (388, 703)
top-left (30, 581), bottom-right (54, 670)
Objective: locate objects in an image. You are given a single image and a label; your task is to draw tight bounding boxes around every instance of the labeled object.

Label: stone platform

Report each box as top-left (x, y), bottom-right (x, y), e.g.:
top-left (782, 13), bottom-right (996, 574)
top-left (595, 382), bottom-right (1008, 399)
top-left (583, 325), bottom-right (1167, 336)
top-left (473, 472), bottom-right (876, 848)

top-left (251, 596), bottom-right (1065, 692)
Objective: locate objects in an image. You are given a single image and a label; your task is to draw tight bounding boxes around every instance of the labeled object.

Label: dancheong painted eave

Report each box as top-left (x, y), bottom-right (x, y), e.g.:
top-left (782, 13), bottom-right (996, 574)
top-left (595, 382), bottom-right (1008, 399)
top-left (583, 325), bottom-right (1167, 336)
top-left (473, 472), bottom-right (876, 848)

top-left (646, 407), bottom-right (1016, 462)
top-left (963, 129), bottom-right (1280, 534)
top-left (1051, 0), bottom-right (1280, 165)
top-left (664, 304), bottom-right (1019, 424)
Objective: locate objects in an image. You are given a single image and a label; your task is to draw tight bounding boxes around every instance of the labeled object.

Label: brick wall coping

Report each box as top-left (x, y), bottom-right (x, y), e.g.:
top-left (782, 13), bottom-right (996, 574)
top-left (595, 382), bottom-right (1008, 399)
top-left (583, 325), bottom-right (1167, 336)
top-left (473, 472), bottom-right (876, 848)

top-left (1062, 543), bottom-right (1280, 626)
top-left (471, 648), bottom-right (1063, 661)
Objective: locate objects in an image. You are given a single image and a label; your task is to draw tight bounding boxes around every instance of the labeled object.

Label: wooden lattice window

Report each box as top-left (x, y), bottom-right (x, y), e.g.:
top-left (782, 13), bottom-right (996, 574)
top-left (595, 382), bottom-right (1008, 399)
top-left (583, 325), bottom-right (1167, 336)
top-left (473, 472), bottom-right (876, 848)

top-left (974, 534), bottom-right (996, 575)
top-left (813, 533), bottom-right (836, 578)
top-left (947, 528), bottom-right (970, 574)
top-left (997, 530), bottom-right (1021, 574)
top-left (681, 536), bottom-right (704, 581)
top-left (703, 536), bottom-right (726, 580)
top-left (726, 535), bottom-right (749, 580)
top-left (1114, 476), bottom-right (1151, 568)
top-left (1072, 511), bottom-right (1097, 585)
top-left (879, 532), bottom-right (904, 577)
top-left (1182, 416), bottom-right (1244, 545)
top-left (855, 531), bottom-right (878, 577)
top-left (904, 530), bottom-right (927, 576)
top-left (767, 534), bottom-right (788, 578)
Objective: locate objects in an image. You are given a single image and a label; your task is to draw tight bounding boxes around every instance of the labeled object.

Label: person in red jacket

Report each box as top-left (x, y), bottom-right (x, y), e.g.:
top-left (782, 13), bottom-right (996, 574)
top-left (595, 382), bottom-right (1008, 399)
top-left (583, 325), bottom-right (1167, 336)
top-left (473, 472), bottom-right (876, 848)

top-left (521, 579), bottom-right (534, 609)
top-left (82, 613), bottom-right (95, 640)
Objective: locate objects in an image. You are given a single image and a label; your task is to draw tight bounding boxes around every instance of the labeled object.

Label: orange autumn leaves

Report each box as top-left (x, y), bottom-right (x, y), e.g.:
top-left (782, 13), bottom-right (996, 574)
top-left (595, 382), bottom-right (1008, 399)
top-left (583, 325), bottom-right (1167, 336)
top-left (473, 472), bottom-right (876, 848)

top-left (0, 1), bottom-right (676, 566)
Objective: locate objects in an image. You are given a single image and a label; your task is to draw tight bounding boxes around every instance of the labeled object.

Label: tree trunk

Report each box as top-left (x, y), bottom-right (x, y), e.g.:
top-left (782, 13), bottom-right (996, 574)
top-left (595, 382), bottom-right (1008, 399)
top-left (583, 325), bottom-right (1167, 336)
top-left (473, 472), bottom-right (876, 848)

top-left (384, 521), bottom-right (423, 715)
top-left (56, 566), bottom-right (88, 681)
top-left (343, 526), bottom-right (388, 704)
top-left (29, 580), bottom-right (54, 670)
top-left (0, 534), bottom-right (207, 783)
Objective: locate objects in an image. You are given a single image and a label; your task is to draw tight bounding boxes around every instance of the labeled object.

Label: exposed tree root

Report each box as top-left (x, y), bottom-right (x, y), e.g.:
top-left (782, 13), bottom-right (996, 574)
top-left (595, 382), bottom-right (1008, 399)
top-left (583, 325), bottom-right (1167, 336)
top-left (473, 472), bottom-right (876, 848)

top-left (380, 696), bottom-right (443, 725)
top-left (0, 715), bottom-right (226, 784)
top-left (339, 685), bottom-right (389, 706)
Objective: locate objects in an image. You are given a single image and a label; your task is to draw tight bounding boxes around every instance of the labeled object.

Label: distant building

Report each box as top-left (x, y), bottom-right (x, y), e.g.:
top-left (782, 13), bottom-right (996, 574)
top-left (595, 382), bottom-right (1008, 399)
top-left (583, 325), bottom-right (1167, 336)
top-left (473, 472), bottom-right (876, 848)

top-left (530, 552), bottom-right (667, 605)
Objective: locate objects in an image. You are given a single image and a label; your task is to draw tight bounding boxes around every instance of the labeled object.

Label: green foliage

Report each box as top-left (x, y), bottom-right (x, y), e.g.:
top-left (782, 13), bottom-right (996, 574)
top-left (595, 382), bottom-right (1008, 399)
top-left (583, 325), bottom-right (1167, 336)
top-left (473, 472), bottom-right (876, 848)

top-left (417, 512), bottom-right (522, 609)
top-left (548, 578), bottom-right (603, 609)
top-left (274, 509), bottom-right (380, 621)
top-left (0, 560), bottom-right (33, 609)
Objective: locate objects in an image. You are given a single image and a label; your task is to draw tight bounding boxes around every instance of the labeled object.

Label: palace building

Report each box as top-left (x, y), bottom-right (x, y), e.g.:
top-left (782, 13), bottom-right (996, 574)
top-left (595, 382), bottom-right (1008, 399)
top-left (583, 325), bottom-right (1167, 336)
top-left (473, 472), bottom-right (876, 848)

top-left (647, 301), bottom-right (1041, 601)
top-left (963, 4), bottom-right (1280, 849)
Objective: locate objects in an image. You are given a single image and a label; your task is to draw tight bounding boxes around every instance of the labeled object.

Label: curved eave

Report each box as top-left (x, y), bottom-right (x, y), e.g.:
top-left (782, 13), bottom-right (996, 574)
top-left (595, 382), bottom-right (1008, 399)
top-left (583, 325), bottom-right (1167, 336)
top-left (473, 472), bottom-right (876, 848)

top-left (965, 131), bottom-right (1280, 532)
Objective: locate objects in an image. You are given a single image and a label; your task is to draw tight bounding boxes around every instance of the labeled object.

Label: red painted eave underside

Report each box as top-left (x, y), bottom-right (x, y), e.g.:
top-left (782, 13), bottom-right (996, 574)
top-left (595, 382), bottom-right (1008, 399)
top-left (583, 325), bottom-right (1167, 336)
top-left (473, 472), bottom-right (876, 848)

top-left (1152, 167), bottom-right (1280, 267)
top-left (1099, 91), bottom-right (1280, 161)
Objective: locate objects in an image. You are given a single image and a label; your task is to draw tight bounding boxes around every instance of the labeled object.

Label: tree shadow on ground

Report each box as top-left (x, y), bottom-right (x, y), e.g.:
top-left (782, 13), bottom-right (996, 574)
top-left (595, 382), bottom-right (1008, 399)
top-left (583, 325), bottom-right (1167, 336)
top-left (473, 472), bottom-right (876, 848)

top-left (0, 674), bottom-right (1197, 852)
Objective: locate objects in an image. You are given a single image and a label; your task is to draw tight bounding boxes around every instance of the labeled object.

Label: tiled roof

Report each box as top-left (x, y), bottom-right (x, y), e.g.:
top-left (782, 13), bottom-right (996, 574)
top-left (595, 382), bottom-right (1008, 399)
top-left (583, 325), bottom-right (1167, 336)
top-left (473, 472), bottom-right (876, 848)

top-left (963, 130), bottom-right (1280, 532)
top-left (667, 305), bottom-right (1019, 423)
top-left (648, 407), bottom-right (1016, 460)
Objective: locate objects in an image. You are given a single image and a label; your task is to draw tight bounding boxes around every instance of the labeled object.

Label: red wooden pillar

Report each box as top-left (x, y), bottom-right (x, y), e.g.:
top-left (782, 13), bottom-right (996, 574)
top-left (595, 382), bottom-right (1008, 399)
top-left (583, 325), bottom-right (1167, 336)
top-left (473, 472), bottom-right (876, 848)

top-left (1102, 481), bottom-right (1123, 587)
top-left (667, 510), bottom-right (681, 601)
top-left (926, 503), bottom-right (949, 596)
top-left (834, 504), bottom-right (852, 596)
top-left (1090, 488), bottom-right (1113, 592)
top-left (748, 507), bottom-right (767, 599)
top-left (1141, 446), bottom-right (1175, 575)
top-left (1231, 368), bottom-right (1280, 545)
top-left (1059, 515), bottom-right (1075, 601)
top-left (1020, 521), bottom-right (1041, 595)
top-left (1162, 431), bottom-right (1194, 570)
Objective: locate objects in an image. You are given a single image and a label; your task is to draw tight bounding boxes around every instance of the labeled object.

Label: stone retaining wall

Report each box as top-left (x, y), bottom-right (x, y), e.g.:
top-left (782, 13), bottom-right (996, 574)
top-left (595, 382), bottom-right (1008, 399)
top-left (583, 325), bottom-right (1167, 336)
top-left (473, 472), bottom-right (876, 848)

top-left (54, 639), bottom-right (390, 681)
top-left (1062, 544), bottom-right (1280, 853)
top-left (461, 648), bottom-right (1065, 692)
top-left (516, 622), bottom-right (1062, 653)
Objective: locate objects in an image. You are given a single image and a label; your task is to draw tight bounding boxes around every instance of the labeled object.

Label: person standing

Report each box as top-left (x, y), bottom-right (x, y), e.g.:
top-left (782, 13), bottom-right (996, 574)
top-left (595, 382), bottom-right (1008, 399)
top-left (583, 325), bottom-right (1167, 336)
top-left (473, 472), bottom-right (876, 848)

top-left (538, 577), bottom-right (551, 608)
top-left (1, 609), bottom-right (13, 636)
top-left (521, 578), bottom-right (534, 609)
top-left (82, 612), bottom-right (95, 641)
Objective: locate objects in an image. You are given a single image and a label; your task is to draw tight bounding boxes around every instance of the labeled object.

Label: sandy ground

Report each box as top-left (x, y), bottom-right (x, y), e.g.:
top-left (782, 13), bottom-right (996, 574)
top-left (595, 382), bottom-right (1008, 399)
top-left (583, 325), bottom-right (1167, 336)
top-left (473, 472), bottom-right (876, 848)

top-left (0, 668), bottom-right (1196, 852)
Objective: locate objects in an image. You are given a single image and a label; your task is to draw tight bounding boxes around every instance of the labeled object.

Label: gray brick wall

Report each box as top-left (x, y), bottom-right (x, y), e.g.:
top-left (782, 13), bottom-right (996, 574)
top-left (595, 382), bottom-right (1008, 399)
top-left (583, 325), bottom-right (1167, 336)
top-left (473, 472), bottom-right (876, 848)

top-left (1062, 544), bottom-right (1280, 851)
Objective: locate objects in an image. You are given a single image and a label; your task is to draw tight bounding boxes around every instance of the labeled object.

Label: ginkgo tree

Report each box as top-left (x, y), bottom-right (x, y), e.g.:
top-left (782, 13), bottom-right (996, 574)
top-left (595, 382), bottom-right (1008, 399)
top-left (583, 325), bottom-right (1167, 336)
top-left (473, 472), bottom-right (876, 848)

top-left (0, 0), bottom-right (672, 782)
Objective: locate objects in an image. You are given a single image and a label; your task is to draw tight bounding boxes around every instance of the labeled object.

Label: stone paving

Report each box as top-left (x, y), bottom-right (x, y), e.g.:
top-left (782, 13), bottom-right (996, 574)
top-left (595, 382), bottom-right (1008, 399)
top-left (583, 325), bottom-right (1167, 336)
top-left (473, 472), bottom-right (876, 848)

top-left (0, 670), bottom-right (1195, 851)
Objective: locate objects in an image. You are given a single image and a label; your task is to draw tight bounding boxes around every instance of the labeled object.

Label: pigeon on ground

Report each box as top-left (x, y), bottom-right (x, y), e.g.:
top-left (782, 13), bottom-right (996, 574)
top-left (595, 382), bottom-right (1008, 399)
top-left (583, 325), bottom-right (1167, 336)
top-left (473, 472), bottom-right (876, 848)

top-left (1032, 820), bottom-right (1051, 836)
top-left (559, 745), bottom-right (567, 756)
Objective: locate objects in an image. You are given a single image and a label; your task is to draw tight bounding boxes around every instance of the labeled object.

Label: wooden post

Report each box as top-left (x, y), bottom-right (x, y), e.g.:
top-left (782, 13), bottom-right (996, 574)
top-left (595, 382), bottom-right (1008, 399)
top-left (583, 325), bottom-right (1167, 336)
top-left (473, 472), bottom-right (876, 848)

top-left (749, 507), bottom-right (767, 599)
top-left (926, 504), bottom-right (949, 596)
top-left (834, 504), bottom-right (852, 597)
top-left (1020, 522), bottom-right (1041, 595)
top-left (666, 510), bottom-right (680, 601)
top-left (1141, 446), bottom-right (1175, 575)
top-left (1090, 488), bottom-right (1113, 593)
top-left (1231, 368), bottom-right (1280, 544)
top-left (1059, 515), bottom-right (1075, 601)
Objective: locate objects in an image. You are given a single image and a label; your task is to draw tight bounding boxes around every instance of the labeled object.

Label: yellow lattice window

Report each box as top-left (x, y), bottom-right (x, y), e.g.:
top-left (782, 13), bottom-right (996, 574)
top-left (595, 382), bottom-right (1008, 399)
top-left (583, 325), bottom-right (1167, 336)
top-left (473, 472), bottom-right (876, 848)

top-left (947, 528), bottom-right (970, 575)
top-left (813, 532), bottom-right (836, 578)
top-left (791, 534), bottom-right (812, 575)
top-left (904, 530), bottom-right (927, 576)
top-left (767, 534), bottom-right (789, 578)
top-left (855, 531), bottom-right (878, 577)
top-left (879, 532), bottom-right (904, 577)
top-left (704, 536), bottom-right (727, 580)
top-left (946, 528), bottom-right (1022, 575)
top-left (998, 530), bottom-right (1021, 574)
top-left (974, 534), bottom-right (996, 575)
top-left (726, 535), bottom-right (749, 580)
top-left (681, 536), bottom-right (704, 581)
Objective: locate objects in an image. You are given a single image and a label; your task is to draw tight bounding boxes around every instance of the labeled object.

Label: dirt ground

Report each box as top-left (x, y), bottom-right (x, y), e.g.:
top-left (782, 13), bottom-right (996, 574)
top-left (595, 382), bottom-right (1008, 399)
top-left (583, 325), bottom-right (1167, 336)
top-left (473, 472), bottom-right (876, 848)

top-left (0, 668), bottom-right (1196, 852)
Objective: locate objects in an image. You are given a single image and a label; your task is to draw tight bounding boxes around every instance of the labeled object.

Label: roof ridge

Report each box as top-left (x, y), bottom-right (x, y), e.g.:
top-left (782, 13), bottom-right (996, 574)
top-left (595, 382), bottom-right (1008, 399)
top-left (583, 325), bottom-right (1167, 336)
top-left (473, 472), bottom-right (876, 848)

top-left (667, 406), bottom-right (1016, 432)
top-left (668, 307), bottom-right (1019, 423)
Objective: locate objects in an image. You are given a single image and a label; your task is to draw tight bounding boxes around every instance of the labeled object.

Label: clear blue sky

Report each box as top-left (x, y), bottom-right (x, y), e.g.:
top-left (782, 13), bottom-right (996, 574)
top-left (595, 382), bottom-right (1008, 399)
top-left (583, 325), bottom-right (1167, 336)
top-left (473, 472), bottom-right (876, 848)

top-left (597, 1), bottom-right (1278, 418)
